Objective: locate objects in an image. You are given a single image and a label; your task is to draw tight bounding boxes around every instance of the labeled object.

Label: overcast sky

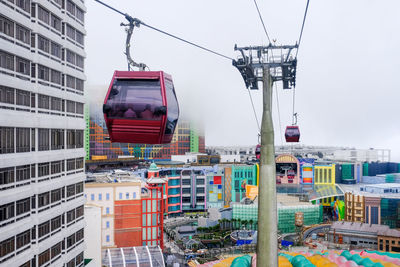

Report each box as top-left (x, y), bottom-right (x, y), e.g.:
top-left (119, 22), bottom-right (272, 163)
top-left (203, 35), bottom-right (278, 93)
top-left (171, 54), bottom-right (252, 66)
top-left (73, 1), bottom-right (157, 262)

top-left (85, 0), bottom-right (400, 161)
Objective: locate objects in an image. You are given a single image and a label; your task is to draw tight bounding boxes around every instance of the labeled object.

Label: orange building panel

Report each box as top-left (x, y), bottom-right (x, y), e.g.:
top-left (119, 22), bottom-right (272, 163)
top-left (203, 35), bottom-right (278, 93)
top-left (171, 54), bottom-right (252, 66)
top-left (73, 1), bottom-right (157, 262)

top-left (114, 229), bottom-right (142, 247)
top-left (114, 199), bottom-right (142, 247)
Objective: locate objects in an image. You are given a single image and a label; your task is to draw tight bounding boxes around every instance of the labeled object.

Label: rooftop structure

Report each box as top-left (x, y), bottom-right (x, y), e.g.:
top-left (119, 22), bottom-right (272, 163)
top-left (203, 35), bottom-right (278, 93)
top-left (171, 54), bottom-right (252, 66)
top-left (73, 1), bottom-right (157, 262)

top-left (102, 246), bottom-right (164, 267)
top-left (206, 145), bottom-right (391, 163)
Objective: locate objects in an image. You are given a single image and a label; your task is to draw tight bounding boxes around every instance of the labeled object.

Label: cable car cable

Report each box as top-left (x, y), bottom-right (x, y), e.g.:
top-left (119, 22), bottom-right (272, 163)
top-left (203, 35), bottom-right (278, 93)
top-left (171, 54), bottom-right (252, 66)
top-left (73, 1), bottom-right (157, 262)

top-left (292, 87), bottom-right (296, 125)
top-left (94, 0), bottom-right (234, 61)
top-left (252, 0), bottom-right (272, 44)
top-left (295, 0), bottom-right (310, 58)
top-left (247, 89), bottom-right (261, 132)
top-left (274, 83), bottom-right (283, 146)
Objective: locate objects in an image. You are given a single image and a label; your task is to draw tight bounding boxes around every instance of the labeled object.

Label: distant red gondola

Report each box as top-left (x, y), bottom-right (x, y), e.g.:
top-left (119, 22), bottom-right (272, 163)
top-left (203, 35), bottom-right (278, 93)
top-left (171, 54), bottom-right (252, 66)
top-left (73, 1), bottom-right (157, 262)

top-left (255, 144), bottom-right (261, 160)
top-left (103, 71), bottom-right (179, 144)
top-left (285, 126), bottom-right (300, 142)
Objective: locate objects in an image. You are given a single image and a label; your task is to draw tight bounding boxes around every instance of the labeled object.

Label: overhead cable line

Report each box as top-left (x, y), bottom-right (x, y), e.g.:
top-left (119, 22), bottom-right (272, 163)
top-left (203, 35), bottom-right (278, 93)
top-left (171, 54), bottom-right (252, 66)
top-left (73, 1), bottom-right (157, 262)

top-left (252, 0), bottom-right (272, 44)
top-left (247, 89), bottom-right (261, 132)
top-left (274, 83), bottom-right (283, 146)
top-left (295, 0), bottom-right (310, 58)
top-left (94, 0), bottom-right (234, 61)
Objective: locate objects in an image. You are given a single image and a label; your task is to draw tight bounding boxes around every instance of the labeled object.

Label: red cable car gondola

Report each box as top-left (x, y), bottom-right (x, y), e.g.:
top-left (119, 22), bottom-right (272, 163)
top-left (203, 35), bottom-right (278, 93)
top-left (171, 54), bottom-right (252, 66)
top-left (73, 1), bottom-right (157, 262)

top-left (103, 71), bottom-right (179, 144)
top-left (285, 126), bottom-right (300, 142)
top-left (255, 144), bottom-right (261, 160)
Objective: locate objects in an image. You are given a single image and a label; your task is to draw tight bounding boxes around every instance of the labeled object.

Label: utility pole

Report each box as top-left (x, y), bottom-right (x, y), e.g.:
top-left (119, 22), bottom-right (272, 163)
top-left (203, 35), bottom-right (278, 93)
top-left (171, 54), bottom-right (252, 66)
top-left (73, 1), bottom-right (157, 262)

top-left (233, 44), bottom-right (298, 267)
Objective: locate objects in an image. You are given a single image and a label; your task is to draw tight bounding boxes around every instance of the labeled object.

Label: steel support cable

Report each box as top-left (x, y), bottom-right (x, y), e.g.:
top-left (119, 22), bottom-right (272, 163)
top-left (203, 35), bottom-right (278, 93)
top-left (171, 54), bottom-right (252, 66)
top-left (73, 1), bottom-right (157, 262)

top-left (292, 86), bottom-right (296, 125)
top-left (274, 83), bottom-right (283, 146)
top-left (295, 0), bottom-right (310, 58)
top-left (291, 0), bottom-right (309, 127)
top-left (252, 0), bottom-right (272, 44)
top-left (94, 0), bottom-right (234, 61)
top-left (247, 89), bottom-right (261, 133)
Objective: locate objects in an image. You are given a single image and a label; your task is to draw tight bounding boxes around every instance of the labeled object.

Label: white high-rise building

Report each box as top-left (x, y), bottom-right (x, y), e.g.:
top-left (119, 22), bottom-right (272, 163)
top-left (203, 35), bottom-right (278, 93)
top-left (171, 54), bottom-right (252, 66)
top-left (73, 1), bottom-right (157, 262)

top-left (0, 0), bottom-right (86, 266)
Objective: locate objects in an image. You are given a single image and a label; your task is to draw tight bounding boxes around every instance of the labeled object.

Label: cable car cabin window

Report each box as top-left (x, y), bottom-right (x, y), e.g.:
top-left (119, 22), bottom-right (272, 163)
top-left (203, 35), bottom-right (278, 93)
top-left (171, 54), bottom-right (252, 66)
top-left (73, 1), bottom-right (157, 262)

top-left (164, 79), bottom-right (179, 135)
top-left (105, 79), bottom-right (163, 120)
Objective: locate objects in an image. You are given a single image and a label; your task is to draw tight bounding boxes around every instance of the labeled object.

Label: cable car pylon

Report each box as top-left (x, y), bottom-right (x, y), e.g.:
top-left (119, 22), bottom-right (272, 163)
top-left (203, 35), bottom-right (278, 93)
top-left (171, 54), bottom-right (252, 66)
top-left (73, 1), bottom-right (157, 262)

top-left (233, 44), bottom-right (298, 266)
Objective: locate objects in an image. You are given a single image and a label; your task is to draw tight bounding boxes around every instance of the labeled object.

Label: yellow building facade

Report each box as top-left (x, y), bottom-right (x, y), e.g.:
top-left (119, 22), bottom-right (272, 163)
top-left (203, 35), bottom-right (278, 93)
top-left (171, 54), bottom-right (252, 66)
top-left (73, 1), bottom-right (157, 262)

top-left (314, 164), bottom-right (336, 185)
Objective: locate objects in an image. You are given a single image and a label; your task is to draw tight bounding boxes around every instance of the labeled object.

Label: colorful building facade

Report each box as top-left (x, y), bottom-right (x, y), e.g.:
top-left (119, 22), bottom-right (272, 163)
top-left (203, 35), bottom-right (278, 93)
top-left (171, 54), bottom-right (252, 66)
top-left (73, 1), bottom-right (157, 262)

top-left (275, 154), bottom-right (301, 184)
top-left (88, 116), bottom-right (205, 160)
top-left (84, 177), bottom-right (164, 249)
top-left (231, 164), bottom-right (258, 202)
top-left (181, 169), bottom-right (207, 212)
top-left (314, 164), bottom-right (336, 185)
top-left (207, 171), bottom-right (225, 209)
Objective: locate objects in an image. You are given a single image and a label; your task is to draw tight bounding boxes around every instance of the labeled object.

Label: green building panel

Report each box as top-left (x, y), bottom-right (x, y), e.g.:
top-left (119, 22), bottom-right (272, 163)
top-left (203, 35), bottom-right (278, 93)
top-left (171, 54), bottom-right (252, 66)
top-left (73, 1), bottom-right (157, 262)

top-left (232, 203), bottom-right (322, 234)
top-left (231, 164), bottom-right (258, 203)
top-left (190, 128), bottom-right (199, 153)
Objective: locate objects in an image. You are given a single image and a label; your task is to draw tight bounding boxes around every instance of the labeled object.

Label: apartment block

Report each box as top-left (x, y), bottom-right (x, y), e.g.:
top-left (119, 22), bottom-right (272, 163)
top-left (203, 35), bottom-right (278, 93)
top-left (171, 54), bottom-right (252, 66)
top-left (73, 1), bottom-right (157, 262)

top-left (345, 192), bottom-right (365, 222)
top-left (0, 0), bottom-right (86, 266)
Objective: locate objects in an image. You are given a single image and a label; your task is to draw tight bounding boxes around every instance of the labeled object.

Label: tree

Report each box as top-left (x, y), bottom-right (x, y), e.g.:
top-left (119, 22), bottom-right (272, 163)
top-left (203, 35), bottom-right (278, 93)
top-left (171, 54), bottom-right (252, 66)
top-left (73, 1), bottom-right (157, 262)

top-left (231, 218), bottom-right (236, 230)
top-left (242, 220), bottom-right (248, 230)
top-left (249, 219), bottom-right (254, 230)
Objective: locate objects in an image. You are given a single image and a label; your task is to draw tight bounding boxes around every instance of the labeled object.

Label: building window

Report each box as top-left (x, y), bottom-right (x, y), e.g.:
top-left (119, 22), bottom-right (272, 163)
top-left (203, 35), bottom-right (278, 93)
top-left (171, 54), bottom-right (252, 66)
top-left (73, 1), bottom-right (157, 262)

top-left (50, 14), bottom-right (61, 31)
top-left (51, 160), bottom-right (63, 175)
top-left (106, 221), bottom-right (110, 228)
top-left (38, 129), bottom-right (49, 151)
top-left (0, 85), bottom-right (15, 104)
top-left (16, 57), bottom-right (30, 76)
top-left (16, 24), bottom-right (30, 45)
top-left (66, 184), bottom-right (75, 197)
top-left (16, 197), bottom-right (30, 215)
top-left (51, 242), bottom-right (62, 259)
top-left (67, 130), bottom-right (75, 148)
top-left (106, 207), bottom-right (110, 214)
top-left (66, 233), bottom-right (75, 248)
top-left (98, 193), bottom-right (102, 201)
top-left (37, 163), bottom-right (50, 178)
top-left (38, 64), bottom-right (50, 81)
top-left (16, 128), bottom-right (30, 153)
top-left (106, 235), bottom-right (110, 242)
top-left (0, 203), bottom-right (15, 222)
top-left (16, 230), bottom-right (30, 249)
top-left (51, 129), bottom-right (64, 150)
top-left (38, 192), bottom-right (50, 207)
top-left (50, 69), bottom-right (61, 84)
top-left (90, 194), bottom-right (94, 201)
top-left (133, 192), bottom-right (136, 199)
top-left (76, 205), bottom-right (84, 218)
top-left (67, 159), bottom-right (76, 171)
top-left (0, 236), bottom-right (15, 258)
top-left (126, 193), bottom-right (129, 199)
top-left (0, 167), bottom-right (15, 185)
top-left (0, 127), bottom-right (15, 154)
top-left (106, 193), bottom-right (110, 200)
top-left (38, 35), bottom-right (50, 53)
top-left (0, 15), bottom-right (15, 38)
top-left (51, 42), bottom-right (61, 58)
top-left (38, 221), bottom-right (50, 238)
top-left (51, 216), bottom-right (61, 231)
top-left (0, 51), bottom-right (15, 71)
top-left (76, 229), bottom-right (84, 242)
top-left (119, 193), bottom-right (122, 200)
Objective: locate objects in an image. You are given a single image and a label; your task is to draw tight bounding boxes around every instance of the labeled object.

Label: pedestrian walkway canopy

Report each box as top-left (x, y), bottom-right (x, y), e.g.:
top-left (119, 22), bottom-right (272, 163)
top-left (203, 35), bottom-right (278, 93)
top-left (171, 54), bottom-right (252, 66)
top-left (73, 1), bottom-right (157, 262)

top-left (102, 246), bottom-right (165, 267)
top-left (276, 184), bottom-right (344, 202)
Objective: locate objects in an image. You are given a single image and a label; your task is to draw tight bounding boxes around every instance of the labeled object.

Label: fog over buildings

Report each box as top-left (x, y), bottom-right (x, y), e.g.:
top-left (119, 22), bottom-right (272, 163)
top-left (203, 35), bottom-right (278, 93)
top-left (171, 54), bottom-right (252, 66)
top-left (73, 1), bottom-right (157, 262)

top-left (84, 0), bottom-right (400, 160)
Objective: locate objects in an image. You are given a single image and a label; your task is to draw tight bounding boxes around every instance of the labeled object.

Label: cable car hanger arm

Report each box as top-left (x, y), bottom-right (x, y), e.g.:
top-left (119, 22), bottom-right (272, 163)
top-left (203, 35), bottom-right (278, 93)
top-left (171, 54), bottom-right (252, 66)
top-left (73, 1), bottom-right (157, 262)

top-left (94, 0), bottom-right (234, 61)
